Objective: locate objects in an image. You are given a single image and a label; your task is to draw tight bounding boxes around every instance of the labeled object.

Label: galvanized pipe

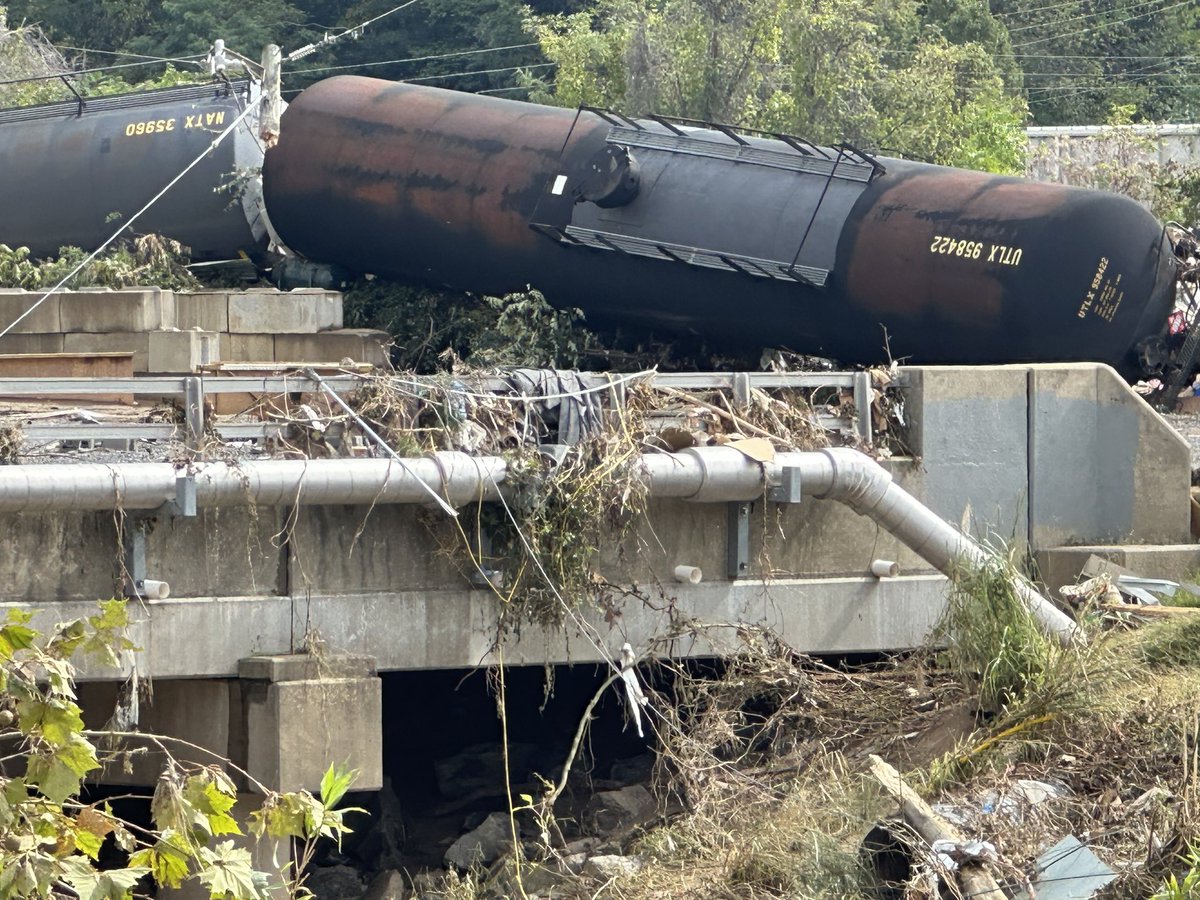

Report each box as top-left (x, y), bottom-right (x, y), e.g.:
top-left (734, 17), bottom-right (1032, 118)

top-left (642, 446), bottom-right (1079, 644)
top-left (0, 454), bottom-right (505, 512)
top-left (0, 447), bottom-right (1076, 642)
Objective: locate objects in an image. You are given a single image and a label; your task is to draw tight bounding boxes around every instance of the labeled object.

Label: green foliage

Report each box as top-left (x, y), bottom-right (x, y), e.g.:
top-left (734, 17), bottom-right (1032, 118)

top-left (0, 236), bottom-right (201, 292)
top-left (993, 0), bottom-right (1200, 125)
top-left (0, 10), bottom-right (69, 107)
top-left (126, 0), bottom-right (308, 59)
top-left (1028, 107), bottom-right (1200, 223)
top-left (1155, 847), bottom-right (1200, 899)
top-left (937, 552), bottom-right (1083, 718)
top-left (1135, 616), bottom-right (1200, 669)
top-left (0, 603), bottom-right (363, 899)
top-left (525, 0), bottom-right (1027, 172)
top-left (474, 432), bottom-right (647, 628)
top-left (344, 281), bottom-right (597, 373)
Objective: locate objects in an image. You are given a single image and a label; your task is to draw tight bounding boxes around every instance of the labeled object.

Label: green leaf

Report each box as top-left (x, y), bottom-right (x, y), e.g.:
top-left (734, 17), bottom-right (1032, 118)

top-left (81, 599), bottom-right (138, 668)
top-left (0, 612), bottom-right (37, 661)
top-left (74, 828), bottom-right (104, 861)
top-left (61, 855), bottom-right (151, 900)
top-left (46, 619), bottom-right (88, 660)
top-left (17, 697), bottom-right (85, 747)
top-left (130, 838), bottom-right (192, 889)
top-left (27, 735), bottom-right (100, 803)
top-left (183, 772), bottom-right (242, 837)
top-left (319, 763), bottom-right (357, 809)
top-left (196, 840), bottom-right (263, 900)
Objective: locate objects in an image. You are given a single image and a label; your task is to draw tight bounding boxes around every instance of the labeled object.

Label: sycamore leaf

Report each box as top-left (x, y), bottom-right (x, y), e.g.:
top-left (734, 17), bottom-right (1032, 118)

top-left (183, 772), bottom-right (242, 837)
top-left (319, 763), bottom-right (357, 809)
top-left (46, 619), bottom-right (88, 660)
top-left (61, 855), bottom-right (151, 900)
top-left (74, 807), bottom-right (115, 861)
top-left (81, 599), bottom-right (138, 667)
top-left (0, 856), bottom-right (42, 897)
top-left (74, 828), bottom-right (104, 861)
top-left (0, 618), bottom-right (37, 662)
top-left (27, 735), bottom-right (100, 803)
top-left (129, 838), bottom-right (192, 890)
top-left (252, 794), bottom-right (308, 840)
top-left (17, 696), bottom-right (85, 747)
top-left (196, 840), bottom-right (264, 900)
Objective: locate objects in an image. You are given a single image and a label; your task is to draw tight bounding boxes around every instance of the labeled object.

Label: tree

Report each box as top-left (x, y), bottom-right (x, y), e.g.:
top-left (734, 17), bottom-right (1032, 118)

top-left (525, 0), bottom-right (1028, 171)
top-left (992, 0), bottom-right (1200, 125)
top-left (0, 8), bottom-right (69, 107)
top-left (0, 602), bottom-right (361, 900)
top-left (2, 0), bottom-right (160, 58)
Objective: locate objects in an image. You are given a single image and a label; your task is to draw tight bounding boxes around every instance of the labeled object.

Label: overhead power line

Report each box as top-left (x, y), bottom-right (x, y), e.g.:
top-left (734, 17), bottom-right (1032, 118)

top-left (1008, 0), bottom-right (1174, 34)
top-left (291, 42), bottom-right (541, 77)
top-left (286, 0), bottom-right (424, 62)
top-left (1014, 0), bottom-right (1193, 48)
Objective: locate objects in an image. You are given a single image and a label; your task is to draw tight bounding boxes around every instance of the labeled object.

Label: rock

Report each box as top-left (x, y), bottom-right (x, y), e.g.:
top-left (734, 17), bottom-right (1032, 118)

top-left (609, 753), bottom-right (655, 785)
top-left (583, 855), bottom-right (644, 880)
top-left (517, 863), bottom-right (566, 894)
top-left (355, 777), bottom-right (407, 870)
top-left (582, 784), bottom-right (656, 835)
top-left (444, 811), bottom-right (513, 871)
top-left (304, 864), bottom-right (365, 900)
top-left (434, 742), bottom-right (538, 799)
top-left (362, 869), bottom-right (410, 900)
top-left (562, 837), bottom-right (601, 857)
top-left (561, 852), bottom-right (588, 874)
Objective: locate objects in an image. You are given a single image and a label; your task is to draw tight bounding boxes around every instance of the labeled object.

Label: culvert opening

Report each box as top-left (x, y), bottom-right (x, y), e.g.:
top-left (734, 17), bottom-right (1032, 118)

top-left (323, 662), bottom-right (659, 883)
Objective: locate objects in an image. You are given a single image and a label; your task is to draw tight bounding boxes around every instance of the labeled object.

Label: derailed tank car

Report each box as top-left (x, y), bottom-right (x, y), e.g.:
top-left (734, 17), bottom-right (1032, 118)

top-left (263, 76), bottom-right (1178, 372)
top-left (0, 80), bottom-right (271, 262)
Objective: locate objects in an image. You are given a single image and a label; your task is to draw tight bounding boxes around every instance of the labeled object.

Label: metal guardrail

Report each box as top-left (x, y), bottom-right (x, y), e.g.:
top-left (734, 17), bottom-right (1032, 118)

top-left (0, 370), bottom-right (874, 448)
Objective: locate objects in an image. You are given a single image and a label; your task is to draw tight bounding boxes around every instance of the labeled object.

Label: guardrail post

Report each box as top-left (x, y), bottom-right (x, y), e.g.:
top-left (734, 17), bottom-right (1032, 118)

top-left (853, 371), bottom-right (873, 444)
top-left (184, 376), bottom-right (205, 450)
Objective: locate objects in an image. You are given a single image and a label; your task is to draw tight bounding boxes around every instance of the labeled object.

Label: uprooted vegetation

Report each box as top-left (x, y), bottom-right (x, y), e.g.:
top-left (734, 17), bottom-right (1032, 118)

top-left (401, 560), bottom-right (1200, 899)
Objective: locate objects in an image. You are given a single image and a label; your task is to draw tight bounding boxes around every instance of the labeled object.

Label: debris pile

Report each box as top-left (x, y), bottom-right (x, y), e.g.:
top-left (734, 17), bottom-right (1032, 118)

top-left (365, 558), bottom-right (1200, 900)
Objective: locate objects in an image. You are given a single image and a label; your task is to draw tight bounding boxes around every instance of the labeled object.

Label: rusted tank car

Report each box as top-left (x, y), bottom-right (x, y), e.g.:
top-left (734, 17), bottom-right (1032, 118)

top-left (262, 75), bottom-right (1178, 370)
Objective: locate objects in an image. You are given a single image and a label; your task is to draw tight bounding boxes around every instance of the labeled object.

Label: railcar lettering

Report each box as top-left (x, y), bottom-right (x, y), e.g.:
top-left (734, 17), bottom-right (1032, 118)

top-left (1077, 258), bottom-right (1121, 321)
top-left (124, 118), bottom-right (176, 137)
top-left (927, 236), bottom-right (988, 261)
top-left (183, 112), bottom-right (227, 129)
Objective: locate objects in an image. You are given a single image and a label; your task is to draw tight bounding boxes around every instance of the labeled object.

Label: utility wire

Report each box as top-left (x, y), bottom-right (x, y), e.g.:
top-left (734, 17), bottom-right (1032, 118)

top-left (54, 45), bottom-right (205, 65)
top-left (290, 41), bottom-right (541, 76)
top-left (0, 56), bottom-right (204, 87)
top-left (1008, 0), bottom-right (1175, 34)
top-left (402, 62), bottom-right (553, 84)
top-left (0, 102), bottom-right (257, 341)
top-left (1014, 0), bottom-right (1193, 48)
top-left (286, 0), bottom-right (424, 62)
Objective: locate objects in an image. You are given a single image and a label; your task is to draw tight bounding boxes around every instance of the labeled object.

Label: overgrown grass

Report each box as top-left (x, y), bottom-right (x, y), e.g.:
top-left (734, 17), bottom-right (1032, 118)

top-left (937, 553), bottom-right (1098, 719)
top-left (1136, 615), bottom-right (1200, 668)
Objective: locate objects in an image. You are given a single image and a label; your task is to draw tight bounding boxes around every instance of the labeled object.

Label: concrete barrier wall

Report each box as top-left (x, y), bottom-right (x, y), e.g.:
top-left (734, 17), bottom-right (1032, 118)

top-left (904, 363), bottom-right (1190, 551)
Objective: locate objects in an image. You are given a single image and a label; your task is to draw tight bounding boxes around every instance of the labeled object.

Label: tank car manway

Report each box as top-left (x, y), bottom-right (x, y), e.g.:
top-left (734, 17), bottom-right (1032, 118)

top-left (263, 76), bottom-right (1180, 376)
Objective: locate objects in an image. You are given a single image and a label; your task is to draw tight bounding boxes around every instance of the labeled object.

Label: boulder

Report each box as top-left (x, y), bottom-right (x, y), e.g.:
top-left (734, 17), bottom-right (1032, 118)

top-left (582, 784), bottom-right (656, 835)
top-left (362, 869), bottom-right (410, 900)
top-left (304, 864), bottom-right (365, 900)
top-left (583, 855), bottom-right (645, 880)
top-left (444, 811), bottom-right (512, 871)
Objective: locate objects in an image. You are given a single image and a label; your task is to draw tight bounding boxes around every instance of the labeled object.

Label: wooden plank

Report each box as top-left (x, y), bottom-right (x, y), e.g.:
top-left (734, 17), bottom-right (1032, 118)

top-left (868, 755), bottom-right (1007, 900)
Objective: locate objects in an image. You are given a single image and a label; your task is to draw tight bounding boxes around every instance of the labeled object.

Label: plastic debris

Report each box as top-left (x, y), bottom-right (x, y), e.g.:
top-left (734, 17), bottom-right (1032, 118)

top-left (1014, 835), bottom-right (1115, 900)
